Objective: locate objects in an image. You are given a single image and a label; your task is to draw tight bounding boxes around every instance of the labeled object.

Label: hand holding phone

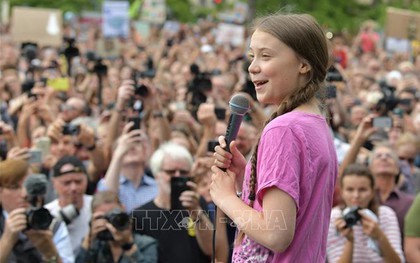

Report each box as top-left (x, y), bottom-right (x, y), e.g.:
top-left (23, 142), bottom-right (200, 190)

top-left (372, 116), bottom-right (392, 129)
top-left (170, 177), bottom-right (191, 211)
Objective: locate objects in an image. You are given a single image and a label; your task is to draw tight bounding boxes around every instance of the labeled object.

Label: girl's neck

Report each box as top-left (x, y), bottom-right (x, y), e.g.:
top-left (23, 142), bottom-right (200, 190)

top-left (293, 97), bottom-right (322, 115)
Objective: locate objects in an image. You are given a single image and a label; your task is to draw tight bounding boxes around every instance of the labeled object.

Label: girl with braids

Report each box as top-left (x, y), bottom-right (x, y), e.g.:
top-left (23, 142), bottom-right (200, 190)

top-left (210, 13), bottom-right (338, 262)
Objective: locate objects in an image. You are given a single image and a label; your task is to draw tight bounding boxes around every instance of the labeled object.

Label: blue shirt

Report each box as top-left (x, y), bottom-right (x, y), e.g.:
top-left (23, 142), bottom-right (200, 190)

top-left (97, 174), bottom-right (158, 213)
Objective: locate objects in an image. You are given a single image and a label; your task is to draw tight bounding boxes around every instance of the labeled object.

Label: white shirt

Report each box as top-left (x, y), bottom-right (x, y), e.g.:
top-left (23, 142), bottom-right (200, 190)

top-left (45, 195), bottom-right (92, 255)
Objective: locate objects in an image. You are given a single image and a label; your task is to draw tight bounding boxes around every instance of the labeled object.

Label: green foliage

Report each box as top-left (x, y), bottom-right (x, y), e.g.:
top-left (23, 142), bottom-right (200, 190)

top-left (9, 0), bottom-right (95, 13)
top-left (253, 0), bottom-right (420, 34)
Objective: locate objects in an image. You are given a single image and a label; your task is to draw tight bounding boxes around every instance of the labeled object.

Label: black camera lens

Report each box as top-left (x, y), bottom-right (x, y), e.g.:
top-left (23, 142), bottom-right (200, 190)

top-left (343, 206), bottom-right (361, 228)
top-left (62, 124), bottom-right (80, 136)
top-left (26, 207), bottom-right (53, 230)
top-left (135, 84), bottom-right (149, 97)
top-left (108, 210), bottom-right (130, 231)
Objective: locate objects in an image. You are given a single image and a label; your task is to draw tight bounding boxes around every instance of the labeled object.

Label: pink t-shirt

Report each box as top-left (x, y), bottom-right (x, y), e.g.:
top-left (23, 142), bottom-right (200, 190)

top-left (232, 111), bottom-right (338, 262)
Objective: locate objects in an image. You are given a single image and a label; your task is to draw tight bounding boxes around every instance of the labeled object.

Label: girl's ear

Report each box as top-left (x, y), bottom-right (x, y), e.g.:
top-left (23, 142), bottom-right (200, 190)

top-left (299, 60), bottom-right (312, 74)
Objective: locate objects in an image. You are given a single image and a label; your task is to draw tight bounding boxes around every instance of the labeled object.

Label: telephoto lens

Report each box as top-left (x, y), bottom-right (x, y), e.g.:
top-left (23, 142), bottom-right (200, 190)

top-left (96, 209), bottom-right (130, 241)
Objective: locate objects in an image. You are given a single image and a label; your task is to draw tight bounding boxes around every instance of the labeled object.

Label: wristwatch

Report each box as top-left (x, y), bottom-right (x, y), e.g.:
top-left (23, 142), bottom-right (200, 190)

top-left (43, 255), bottom-right (58, 263)
top-left (121, 242), bottom-right (134, 251)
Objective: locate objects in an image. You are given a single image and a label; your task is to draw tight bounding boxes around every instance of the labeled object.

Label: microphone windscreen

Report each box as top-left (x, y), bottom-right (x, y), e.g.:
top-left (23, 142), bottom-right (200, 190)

top-left (229, 94), bottom-right (250, 115)
top-left (24, 174), bottom-right (48, 196)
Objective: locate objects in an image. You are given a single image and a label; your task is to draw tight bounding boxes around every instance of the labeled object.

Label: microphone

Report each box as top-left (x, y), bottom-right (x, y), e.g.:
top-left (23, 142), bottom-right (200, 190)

top-left (24, 174), bottom-right (48, 206)
top-left (224, 94), bottom-right (250, 152)
top-left (24, 174), bottom-right (48, 196)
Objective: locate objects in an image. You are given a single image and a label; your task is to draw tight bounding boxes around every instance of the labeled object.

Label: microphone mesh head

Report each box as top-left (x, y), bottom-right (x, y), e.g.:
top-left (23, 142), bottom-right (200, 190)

top-left (24, 174), bottom-right (48, 196)
top-left (229, 94), bottom-right (250, 115)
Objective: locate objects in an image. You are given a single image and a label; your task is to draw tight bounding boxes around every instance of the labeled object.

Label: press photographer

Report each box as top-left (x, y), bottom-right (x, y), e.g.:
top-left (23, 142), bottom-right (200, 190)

top-left (77, 191), bottom-right (157, 263)
top-left (0, 159), bottom-right (74, 263)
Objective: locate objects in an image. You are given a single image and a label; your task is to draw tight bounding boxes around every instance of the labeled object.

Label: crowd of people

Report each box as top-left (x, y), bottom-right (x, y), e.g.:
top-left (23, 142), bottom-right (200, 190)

top-left (0, 9), bottom-right (419, 263)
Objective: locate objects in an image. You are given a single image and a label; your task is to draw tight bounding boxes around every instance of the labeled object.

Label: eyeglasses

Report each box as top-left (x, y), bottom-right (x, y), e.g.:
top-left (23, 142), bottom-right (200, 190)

top-left (373, 152), bottom-right (394, 160)
top-left (162, 169), bottom-right (190, 177)
top-left (399, 156), bottom-right (414, 164)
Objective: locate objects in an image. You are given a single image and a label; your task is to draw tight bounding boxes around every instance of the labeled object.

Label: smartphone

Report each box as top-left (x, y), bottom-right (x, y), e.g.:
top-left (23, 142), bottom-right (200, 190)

top-left (34, 136), bottom-right (51, 160)
top-left (214, 107), bottom-right (226, 120)
top-left (326, 85), bottom-right (337, 99)
top-left (207, 140), bottom-right (219, 153)
top-left (29, 149), bottom-right (42, 164)
top-left (128, 116), bottom-right (141, 131)
top-left (372, 116), bottom-right (392, 128)
top-left (170, 177), bottom-right (191, 211)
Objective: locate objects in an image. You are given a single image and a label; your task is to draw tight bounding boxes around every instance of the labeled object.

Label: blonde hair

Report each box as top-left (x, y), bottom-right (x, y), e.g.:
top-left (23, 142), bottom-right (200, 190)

top-left (0, 159), bottom-right (29, 188)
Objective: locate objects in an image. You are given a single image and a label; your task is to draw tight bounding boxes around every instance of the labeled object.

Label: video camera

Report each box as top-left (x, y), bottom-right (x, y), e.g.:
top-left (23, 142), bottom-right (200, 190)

top-left (85, 51), bottom-right (108, 76)
top-left (96, 209), bottom-right (130, 241)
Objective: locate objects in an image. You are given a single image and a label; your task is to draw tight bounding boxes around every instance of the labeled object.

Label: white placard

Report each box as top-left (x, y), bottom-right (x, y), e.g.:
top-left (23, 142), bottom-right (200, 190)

top-left (102, 1), bottom-right (130, 38)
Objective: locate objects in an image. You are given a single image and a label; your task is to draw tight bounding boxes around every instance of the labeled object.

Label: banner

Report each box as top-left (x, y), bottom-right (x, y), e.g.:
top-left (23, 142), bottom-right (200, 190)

top-left (102, 1), bottom-right (130, 38)
top-left (11, 7), bottom-right (62, 46)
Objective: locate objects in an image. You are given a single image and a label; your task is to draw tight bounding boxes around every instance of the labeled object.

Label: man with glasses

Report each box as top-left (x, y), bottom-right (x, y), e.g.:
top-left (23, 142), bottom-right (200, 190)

top-left (132, 142), bottom-right (214, 263)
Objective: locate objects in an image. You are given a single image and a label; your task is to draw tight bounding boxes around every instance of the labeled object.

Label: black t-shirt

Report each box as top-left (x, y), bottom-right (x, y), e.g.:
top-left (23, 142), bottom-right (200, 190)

top-left (132, 199), bottom-right (210, 263)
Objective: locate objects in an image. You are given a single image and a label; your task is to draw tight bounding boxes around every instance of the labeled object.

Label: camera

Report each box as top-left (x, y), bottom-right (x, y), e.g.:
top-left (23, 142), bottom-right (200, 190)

top-left (326, 85), bottom-right (337, 99)
top-left (62, 124), bottom-right (80, 136)
top-left (57, 204), bottom-right (80, 225)
top-left (131, 71), bottom-right (149, 97)
top-left (26, 207), bottom-right (53, 230)
top-left (96, 209), bottom-right (130, 241)
top-left (342, 206), bottom-right (361, 228)
top-left (326, 66), bottom-right (344, 82)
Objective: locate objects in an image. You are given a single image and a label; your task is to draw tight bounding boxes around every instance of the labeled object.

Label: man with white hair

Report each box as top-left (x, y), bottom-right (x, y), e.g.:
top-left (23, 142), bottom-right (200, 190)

top-left (132, 142), bottom-right (214, 263)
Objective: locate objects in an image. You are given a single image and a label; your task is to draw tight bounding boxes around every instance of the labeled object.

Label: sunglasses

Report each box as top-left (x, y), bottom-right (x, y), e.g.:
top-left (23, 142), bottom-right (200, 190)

top-left (162, 169), bottom-right (190, 177)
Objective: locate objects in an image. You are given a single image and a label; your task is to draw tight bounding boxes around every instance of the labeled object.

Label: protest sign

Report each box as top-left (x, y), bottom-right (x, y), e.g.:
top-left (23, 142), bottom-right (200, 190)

top-left (11, 7), bottom-right (62, 46)
top-left (140, 0), bottom-right (166, 24)
top-left (385, 7), bottom-right (420, 41)
top-left (216, 23), bottom-right (245, 47)
top-left (102, 1), bottom-right (130, 38)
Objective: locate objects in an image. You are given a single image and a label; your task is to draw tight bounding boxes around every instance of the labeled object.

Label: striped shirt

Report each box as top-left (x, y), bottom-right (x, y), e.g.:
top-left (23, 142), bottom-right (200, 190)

top-left (326, 206), bottom-right (405, 263)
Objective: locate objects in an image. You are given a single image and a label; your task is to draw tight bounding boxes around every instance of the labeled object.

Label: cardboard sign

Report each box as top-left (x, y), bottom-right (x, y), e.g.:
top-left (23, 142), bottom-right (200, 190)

top-left (386, 7), bottom-right (420, 41)
top-left (102, 1), bottom-right (130, 38)
top-left (96, 38), bottom-right (122, 59)
top-left (11, 7), bottom-right (62, 46)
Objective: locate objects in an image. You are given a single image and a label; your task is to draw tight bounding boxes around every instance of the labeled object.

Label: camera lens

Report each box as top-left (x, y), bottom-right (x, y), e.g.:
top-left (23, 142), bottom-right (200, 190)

top-left (110, 213), bottom-right (130, 231)
top-left (27, 207), bottom-right (53, 230)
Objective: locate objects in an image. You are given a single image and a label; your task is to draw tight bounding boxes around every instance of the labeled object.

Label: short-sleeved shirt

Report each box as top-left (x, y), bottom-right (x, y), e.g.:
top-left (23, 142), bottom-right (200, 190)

top-left (405, 193), bottom-right (420, 237)
top-left (232, 111), bottom-right (338, 263)
top-left (327, 206), bottom-right (404, 263)
top-left (97, 174), bottom-right (158, 213)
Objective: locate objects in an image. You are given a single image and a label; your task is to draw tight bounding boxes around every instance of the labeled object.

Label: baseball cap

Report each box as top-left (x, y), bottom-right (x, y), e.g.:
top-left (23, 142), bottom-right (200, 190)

top-left (53, 156), bottom-right (86, 177)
